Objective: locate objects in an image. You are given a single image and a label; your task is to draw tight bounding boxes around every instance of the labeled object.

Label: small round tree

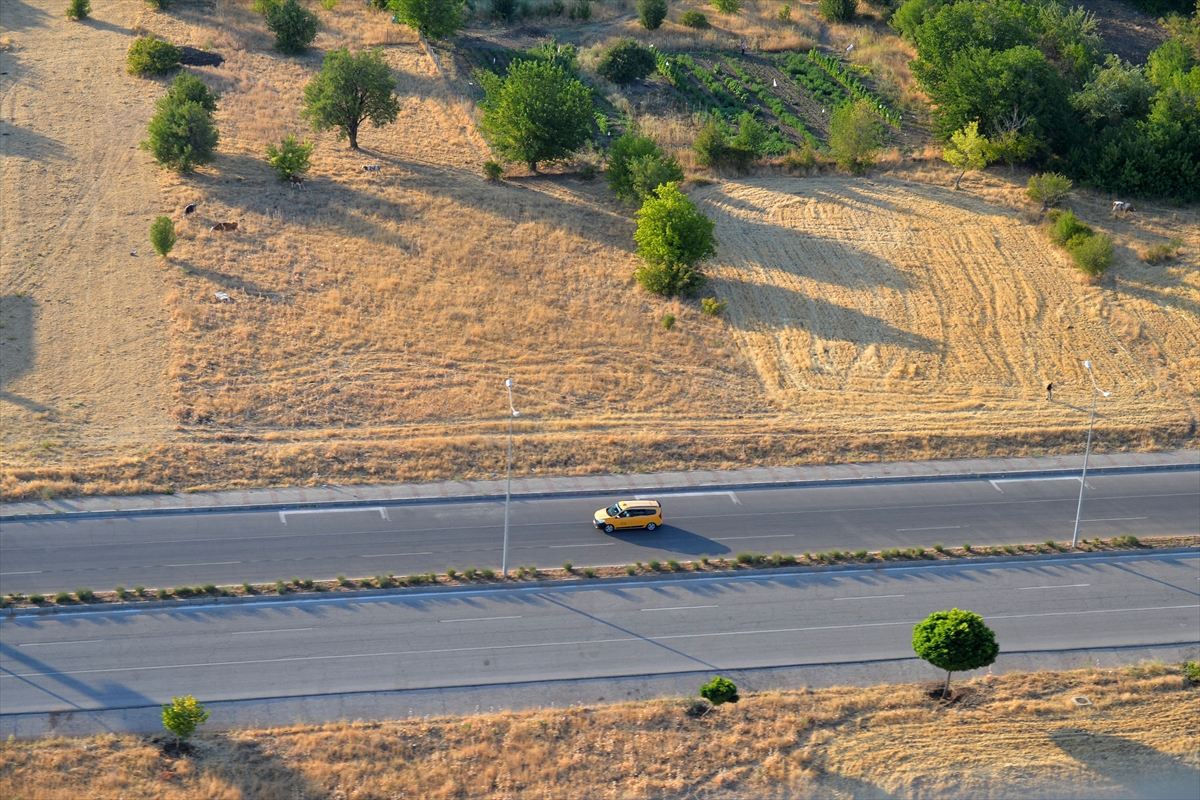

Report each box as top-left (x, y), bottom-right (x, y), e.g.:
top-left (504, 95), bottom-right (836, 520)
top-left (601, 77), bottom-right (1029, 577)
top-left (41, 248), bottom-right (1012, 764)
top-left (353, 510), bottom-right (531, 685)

top-left (127, 36), bottom-right (182, 76)
top-left (634, 182), bottom-right (715, 297)
top-left (389, 0), bottom-right (466, 41)
top-left (142, 100), bottom-right (220, 173)
top-left (66, 0), bottom-right (91, 20)
top-left (267, 0), bottom-right (320, 55)
top-left (828, 99), bottom-right (881, 174)
top-left (912, 608), bottom-right (1000, 699)
top-left (699, 676), bottom-right (740, 705)
top-left (942, 121), bottom-right (993, 190)
top-left (478, 59), bottom-right (593, 171)
top-left (596, 39), bottom-right (656, 86)
top-left (1026, 172), bottom-right (1073, 211)
top-left (606, 132), bottom-right (682, 204)
top-left (637, 0), bottom-right (667, 29)
top-left (819, 0), bottom-right (854, 22)
top-left (150, 216), bottom-right (177, 258)
top-left (302, 48), bottom-right (400, 150)
top-left (679, 9), bottom-right (709, 27)
top-left (265, 134), bottom-right (315, 179)
top-left (161, 695), bottom-right (210, 747)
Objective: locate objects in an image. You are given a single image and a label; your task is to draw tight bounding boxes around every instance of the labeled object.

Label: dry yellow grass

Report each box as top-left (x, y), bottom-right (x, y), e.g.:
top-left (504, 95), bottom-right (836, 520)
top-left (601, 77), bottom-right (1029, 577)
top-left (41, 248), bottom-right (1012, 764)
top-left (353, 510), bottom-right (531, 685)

top-left (1, 0), bottom-right (1197, 500)
top-left (2, 665), bottom-right (1197, 798)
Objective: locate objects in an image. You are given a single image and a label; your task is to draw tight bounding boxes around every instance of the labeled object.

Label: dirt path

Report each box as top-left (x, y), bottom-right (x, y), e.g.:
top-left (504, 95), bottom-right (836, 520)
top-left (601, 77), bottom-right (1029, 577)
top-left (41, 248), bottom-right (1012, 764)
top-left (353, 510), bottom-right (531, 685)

top-left (0, 0), bottom-right (172, 464)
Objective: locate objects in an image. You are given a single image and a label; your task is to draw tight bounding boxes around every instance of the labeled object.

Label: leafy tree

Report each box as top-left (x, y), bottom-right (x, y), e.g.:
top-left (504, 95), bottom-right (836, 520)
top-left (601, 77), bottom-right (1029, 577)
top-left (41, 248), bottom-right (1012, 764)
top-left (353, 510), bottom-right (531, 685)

top-left (693, 113), bottom-right (763, 170)
top-left (161, 695), bottom-right (210, 744)
top-left (731, 111), bottom-right (767, 158)
top-left (634, 182), bottom-right (715, 297)
top-left (679, 9), bottom-right (710, 27)
top-left (150, 217), bottom-right (177, 258)
top-left (142, 98), bottom-right (220, 173)
top-left (912, 608), bottom-right (999, 699)
top-left (911, 0), bottom-right (1036, 90)
top-left (1026, 172), bottom-right (1072, 210)
top-left (942, 121), bottom-right (992, 189)
top-left (828, 100), bottom-right (881, 174)
top-left (693, 115), bottom-right (731, 168)
top-left (267, 0), bottom-right (320, 55)
top-left (597, 39), bottom-right (656, 86)
top-left (478, 59), bottom-right (593, 171)
top-left (710, 0), bottom-right (740, 13)
top-left (607, 132), bottom-right (682, 203)
top-left (522, 36), bottom-right (579, 74)
top-left (66, 0), bottom-right (91, 19)
top-left (265, 134), bottom-right (315, 179)
top-left (1072, 56), bottom-right (1154, 124)
top-left (164, 72), bottom-right (221, 114)
top-left (637, 0), bottom-right (667, 29)
top-left (127, 36), bottom-right (182, 76)
top-left (302, 48), bottom-right (400, 150)
top-left (699, 676), bottom-right (740, 705)
top-left (389, 0), bottom-right (465, 41)
top-left (819, 0), bottom-right (855, 23)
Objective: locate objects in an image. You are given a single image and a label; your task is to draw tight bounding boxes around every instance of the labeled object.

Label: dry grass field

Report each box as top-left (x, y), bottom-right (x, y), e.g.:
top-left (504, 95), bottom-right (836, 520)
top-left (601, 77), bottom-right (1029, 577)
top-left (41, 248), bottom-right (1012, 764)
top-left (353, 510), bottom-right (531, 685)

top-left (1, 0), bottom-right (1197, 499)
top-left (2, 664), bottom-right (1198, 798)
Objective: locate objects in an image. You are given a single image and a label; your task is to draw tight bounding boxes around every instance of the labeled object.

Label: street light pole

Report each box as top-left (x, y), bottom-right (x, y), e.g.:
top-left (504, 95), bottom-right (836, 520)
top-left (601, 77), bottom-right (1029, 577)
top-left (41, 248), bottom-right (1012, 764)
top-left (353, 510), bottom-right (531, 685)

top-left (1071, 360), bottom-right (1111, 549)
top-left (502, 379), bottom-right (520, 577)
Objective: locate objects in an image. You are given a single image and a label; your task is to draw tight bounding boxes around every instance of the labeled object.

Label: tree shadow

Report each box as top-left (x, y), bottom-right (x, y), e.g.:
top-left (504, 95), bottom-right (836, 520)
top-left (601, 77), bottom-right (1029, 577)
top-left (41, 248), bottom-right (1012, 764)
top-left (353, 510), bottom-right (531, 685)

top-left (80, 16), bottom-right (134, 35)
top-left (1049, 729), bottom-right (1200, 799)
top-left (0, 294), bottom-right (35, 390)
top-left (0, 0), bottom-right (53, 31)
top-left (0, 121), bottom-right (69, 163)
top-left (191, 734), bottom-right (321, 797)
top-left (173, 261), bottom-right (281, 299)
top-left (607, 526), bottom-right (732, 557)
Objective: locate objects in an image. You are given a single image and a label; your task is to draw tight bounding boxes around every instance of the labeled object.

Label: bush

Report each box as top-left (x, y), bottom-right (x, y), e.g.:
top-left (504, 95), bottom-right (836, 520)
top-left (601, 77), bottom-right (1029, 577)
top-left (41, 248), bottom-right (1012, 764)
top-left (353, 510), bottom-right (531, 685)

top-left (661, 312), bottom-right (676, 329)
top-left (150, 216), bottom-right (176, 258)
top-left (127, 36), bottom-right (182, 76)
top-left (1026, 172), bottom-right (1072, 210)
top-left (75, 588), bottom-right (95, 602)
top-left (481, 567), bottom-right (496, 579)
top-left (648, 558), bottom-right (661, 570)
top-left (606, 133), bottom-right (682, 204)
top-left (1140, 237), bottom-right (1182, 264)
top-left (782, 142), bottom-right (816, 170)
top-left (578, 162), bottom-right (598, 181)
top-left (667, 559), bottom-right (681, 571)
top-left (626, 565), bottom-right (637, 575)
top-left (1047, 210), bottom-right (1092, 247)
top-left (637, 0), bottom-right (666, 29)
top-left (242, 582), bottom-right (255, 593)
top-left (156, 588), bottom-right (169, 599)
top-left (142, 83), bottom-right (220, 173)
top-left (162, 696), bottom-right (210, 743)
top-left (562, 561), bottom-right (574, 572)
top-left (483, 159), bottom-right (504, 181)
top-left (175, 586), bottom-right (194, 597)
top-left (54, 591), bottom-right (71, 603)
top-left (1183, 660), bottom-right (1200, 684)
top-left (679, 9), bottom-right (709, 27)
top-left (597, 39), bottom-right (656, 86)
top-left (570, 0), bottom-right (590, 19)
top-left (819, 0), bottom-right (854, 21)
top-left (699, 675), bottom-right (740, 705)
top-left (275, 579), bottom-right (287, 594)
top-left (491, 0), bottom-right (516, 19)
top-left (146, 0), bottom-right (171, 8)
top-left (829, 100), bottom-right (881, 174)
top-left (30, 594), bottom-right (45, 604)
top-left (66, 0), bottom-right (91, 19)
top-left (115, 585), bottom-right (127, 599)
top-left (265, 134), bottom-right (314, 180)
top-left (736, 552), bottom-right (754, 564)
top-left (267, 0), bottom-right (319, 55)
top-left (701, 297), bottom-right (727, 316)
top-left (1071, 233), bottom-right (1114, 276)
top-left (777, 3), bottom-right (790, 21)
top-left (710, 0), bottom-right (740, 13)
top-left (464, 567), bottom-right (477, 579)
top-left (582, 566), bottom-right (597, 578)
top-left (634, 183), bottom-right (715, 297)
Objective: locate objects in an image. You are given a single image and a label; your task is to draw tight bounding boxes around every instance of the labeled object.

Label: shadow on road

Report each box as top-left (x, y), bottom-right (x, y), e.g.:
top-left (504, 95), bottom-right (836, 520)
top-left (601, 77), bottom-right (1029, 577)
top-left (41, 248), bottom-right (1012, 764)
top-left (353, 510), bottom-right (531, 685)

top-left (606, 526), bottom-right (732, 557)
top-left (1049, 729), bottom-right (1200, 799)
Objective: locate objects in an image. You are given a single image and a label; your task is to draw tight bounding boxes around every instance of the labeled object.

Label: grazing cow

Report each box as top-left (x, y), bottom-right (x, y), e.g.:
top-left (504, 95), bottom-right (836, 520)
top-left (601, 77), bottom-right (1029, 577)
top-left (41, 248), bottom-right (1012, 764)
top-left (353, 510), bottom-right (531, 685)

top-left (362, 164), bottom-right (381, 172)
top-left (183, 202), bottom-right (198, 216)
top-left (1112, 201), bottom-right (1134, 217)
top-left (290, 175), bottom-right (305, 190)
top-left (211, 221), bottom-right (239, 232)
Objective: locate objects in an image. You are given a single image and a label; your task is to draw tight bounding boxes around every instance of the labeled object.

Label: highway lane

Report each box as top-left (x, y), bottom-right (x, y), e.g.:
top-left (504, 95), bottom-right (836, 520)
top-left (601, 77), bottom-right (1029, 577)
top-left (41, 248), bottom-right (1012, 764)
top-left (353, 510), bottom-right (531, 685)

top-left (1, 552), bottom-right (1197, 715)
top-left (0, 470), bottom-right (1196, 594)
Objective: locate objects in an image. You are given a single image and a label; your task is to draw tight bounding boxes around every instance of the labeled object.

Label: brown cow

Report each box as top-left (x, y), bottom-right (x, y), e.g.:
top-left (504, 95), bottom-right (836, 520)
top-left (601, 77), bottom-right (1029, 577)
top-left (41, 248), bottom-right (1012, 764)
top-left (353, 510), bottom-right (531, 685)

top-left (290, 175), bottom-right (305, 190)
top-left (211, 221), bottom-right (239, 232)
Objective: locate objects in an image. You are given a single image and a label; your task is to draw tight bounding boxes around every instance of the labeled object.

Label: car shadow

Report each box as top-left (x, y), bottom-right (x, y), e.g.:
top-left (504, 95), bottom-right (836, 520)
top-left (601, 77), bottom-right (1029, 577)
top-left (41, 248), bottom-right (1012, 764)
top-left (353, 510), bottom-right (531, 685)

top-left (607, 526), bottom-right (732, 557)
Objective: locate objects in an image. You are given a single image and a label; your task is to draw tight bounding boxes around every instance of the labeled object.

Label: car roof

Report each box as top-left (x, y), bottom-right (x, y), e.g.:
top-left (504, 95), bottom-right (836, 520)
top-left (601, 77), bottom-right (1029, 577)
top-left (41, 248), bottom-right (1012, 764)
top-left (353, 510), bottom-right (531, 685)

top-left (618, 500), bottom-right (661, 509)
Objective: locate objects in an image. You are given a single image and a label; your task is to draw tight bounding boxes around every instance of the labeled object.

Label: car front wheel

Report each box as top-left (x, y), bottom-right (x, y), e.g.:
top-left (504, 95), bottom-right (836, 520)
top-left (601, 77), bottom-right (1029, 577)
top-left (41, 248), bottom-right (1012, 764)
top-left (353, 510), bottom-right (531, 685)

top-left (645, 522), bottom-right (657, 531)
top-left (604, 523), bottom-right (614, 533)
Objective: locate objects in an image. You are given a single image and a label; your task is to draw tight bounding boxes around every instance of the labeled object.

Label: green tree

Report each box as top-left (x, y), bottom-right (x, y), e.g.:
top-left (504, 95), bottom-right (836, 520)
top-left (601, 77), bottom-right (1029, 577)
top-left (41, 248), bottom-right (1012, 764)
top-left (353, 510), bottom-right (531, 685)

top-left (161, 695), bottom-right (210, 744)
top-left (389, 0), bottom-right (465, 41)
top-left (302, 48), bottom-right (400, 150)
top-left (634, 182), bottom-right (716, 297)
top-left (265, 134), bottom-right (315, 179)
top-left (699, 676), bottom-right (740, 705)
top-left (267, 0), bottom-right (320, 55)
top-left (942, 121), bottom-right (992, 189)
top-left (828, 100), bottom-right (882, 174)
top-left (693, 115), bottom-right (731, 168)
top-left (478, 59), bottom-right (593, 171)
top-left (711, 0), bottom-right (740, 13)
top-left (127, 36), bottom-right (182, 76)
top-left (142, 98), bottom-right (220, 173)
top-left (637, 0), bottom-right (667, 29)
top-left (1025, 172), bottom-right (1072, 210)
top-left (680, 9), bottom-right (709, 27)
top-left (819, 0), bottom-right (855, 22)
top-left (150, 217), bottom-right (177, 258)
top-left (606, 132), bottom-right (682, 203)
top-left (912, 608), bottom-right (1000, 699)
top-left (1072, 56), bottom-right (1154, 123)
top-left (66, 0), bottom-right (91, 19)
top-left (731, 111), bottom-right (767, 158)
top-left (597, 39), bottom-right (656, 86)
top-left (163, 72), bottom-right (221, 114)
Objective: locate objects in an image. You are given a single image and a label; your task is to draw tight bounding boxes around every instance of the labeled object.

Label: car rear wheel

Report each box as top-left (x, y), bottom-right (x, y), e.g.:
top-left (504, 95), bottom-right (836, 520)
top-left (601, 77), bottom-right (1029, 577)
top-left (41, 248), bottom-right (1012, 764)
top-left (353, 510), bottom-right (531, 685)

top-left (645, 522), bottom-right (657, 531)
top-left (604, 523), bottom-right (615, 533)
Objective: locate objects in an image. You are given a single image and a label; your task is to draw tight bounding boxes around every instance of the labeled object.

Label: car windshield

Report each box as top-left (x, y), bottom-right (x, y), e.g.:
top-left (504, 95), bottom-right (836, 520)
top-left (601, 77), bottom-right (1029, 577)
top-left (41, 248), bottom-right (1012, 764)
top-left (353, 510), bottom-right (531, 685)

top-left (606, 504), bottom-right (622, 517)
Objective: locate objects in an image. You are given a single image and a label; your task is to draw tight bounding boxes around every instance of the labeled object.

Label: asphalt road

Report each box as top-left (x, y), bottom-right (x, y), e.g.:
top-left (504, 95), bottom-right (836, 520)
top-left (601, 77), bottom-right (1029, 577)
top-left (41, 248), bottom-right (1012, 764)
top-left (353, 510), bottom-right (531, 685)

top-left (0, 471), bottom-right (1196, 595)
top-left (1, 552), bottom-right (1197, 715)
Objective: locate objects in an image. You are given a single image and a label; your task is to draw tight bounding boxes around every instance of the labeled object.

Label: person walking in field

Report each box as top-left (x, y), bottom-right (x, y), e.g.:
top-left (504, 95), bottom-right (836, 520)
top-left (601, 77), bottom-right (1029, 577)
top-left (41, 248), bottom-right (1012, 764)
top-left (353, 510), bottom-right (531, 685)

top-left (740, 41), bottom-right (747, 57)
top-left (1046, 382), bottom-right (1053, 401)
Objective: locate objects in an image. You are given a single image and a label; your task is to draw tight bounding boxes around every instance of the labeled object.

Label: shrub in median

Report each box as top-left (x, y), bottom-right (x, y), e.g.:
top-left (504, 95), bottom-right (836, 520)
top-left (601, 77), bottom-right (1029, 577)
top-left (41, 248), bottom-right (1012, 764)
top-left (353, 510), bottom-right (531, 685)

top-left (75, 588), bottom-right (95, 602)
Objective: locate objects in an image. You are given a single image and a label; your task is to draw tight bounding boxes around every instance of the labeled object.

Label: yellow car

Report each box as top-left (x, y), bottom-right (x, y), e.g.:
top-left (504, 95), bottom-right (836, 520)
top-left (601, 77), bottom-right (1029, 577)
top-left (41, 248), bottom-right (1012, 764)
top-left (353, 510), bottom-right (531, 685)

top-left (593, 500), bottom-right (662, 533)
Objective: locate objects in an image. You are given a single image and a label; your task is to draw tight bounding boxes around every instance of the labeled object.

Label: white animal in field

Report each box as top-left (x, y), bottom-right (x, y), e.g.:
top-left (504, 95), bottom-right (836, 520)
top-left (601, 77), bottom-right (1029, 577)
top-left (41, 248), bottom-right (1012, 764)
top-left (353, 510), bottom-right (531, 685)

top-left (362, 164), bottom-right (381, 172)
top-left (1112, 200), bottom-right (1134, 216)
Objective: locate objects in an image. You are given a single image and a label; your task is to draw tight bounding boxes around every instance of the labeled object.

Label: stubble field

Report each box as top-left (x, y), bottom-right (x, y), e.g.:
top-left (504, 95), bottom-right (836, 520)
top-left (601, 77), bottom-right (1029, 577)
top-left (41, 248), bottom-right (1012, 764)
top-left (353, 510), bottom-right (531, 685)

top-left (1, 0), bottom-right (1197, 500)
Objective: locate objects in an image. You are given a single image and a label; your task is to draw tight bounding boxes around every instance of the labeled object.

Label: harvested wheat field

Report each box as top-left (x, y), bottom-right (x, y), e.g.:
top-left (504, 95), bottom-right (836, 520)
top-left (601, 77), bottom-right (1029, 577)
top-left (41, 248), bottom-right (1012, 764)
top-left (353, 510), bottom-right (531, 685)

top-left (2, 0), bottom-right (1198, 499)
top-left (2, 664), bottom-right (1198, 798)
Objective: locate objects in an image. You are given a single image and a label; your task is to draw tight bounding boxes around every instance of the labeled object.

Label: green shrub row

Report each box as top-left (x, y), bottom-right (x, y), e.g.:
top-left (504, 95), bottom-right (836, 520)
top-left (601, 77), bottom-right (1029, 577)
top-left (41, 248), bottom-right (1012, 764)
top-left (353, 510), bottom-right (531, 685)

top-left (673, 54), bottom-right (742, 118)
top-left (1046, 210), bottom-right (1114, 276)
top-left (779, 53), bottom-right (847, 107)
top-left (805, 48), bottom-right (901, 126)
top-left (720, 56), bottom-right (819, 149)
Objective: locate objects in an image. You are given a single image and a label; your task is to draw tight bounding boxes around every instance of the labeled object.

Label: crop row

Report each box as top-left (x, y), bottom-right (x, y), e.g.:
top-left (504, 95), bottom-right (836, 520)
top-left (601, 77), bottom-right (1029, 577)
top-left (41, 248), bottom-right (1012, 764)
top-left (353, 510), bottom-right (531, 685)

top-left (778, 52), bottom-right (847, 108)
top-left (719, 56), bottom-right (819, 149)
top-left (805, 48), bottom-right (902, 127)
